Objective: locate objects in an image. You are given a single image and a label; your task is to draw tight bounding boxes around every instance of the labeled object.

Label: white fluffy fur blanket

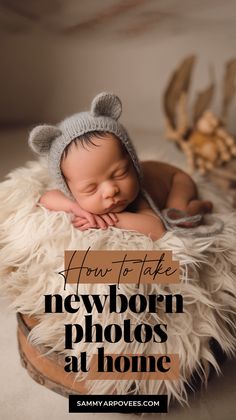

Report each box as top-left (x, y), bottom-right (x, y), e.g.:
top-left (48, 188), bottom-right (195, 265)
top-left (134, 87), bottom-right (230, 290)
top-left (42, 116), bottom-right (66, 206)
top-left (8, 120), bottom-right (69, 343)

top-left (0, 158), bottom-right (236, 405)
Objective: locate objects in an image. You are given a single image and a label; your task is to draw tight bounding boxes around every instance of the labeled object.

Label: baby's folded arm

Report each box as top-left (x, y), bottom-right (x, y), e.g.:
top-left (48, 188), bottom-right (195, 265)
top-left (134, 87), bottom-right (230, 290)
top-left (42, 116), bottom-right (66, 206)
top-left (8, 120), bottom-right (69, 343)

top-left (39, 189), bottom-right (76, 212)
top-left (115, 211), bottom-right (166, 240)
top-left (39, 190), bottom-right (117, 229)
top-left (39, 190), bottom-right (98, 226)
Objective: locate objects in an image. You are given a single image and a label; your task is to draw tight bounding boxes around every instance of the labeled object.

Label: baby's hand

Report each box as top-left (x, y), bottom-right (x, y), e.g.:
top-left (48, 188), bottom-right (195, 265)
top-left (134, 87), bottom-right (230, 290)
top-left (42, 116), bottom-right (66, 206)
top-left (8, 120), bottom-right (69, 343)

top-left (71, 213), bottom-right (118, 231)
top-left (95, 213), bottom-right (118, 229)
top-left (71, 216), bottom-right (95, 231)
top-left (71, 202), bottom-right (96, 226)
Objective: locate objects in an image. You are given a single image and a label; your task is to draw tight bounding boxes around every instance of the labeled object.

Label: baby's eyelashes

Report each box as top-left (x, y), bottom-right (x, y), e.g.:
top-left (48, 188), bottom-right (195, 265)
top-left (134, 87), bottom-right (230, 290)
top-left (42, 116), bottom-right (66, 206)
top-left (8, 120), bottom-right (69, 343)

top-left (80, 183), bottom-right (97, 194)
top-left (78, 166), bottom-right (129, 194)
top-left (112, 166), bottom-right (129, 179)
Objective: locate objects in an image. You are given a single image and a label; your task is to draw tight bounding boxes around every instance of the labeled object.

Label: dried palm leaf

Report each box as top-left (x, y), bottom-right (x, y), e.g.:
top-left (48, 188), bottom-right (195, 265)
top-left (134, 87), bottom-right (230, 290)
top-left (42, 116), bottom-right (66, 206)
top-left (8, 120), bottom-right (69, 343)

top-left (222, 58), bottom-right (236, 121)
top-left (163, 55), bottom-right (196, 129)
top-left (193, 83), bottom-right (215, 125)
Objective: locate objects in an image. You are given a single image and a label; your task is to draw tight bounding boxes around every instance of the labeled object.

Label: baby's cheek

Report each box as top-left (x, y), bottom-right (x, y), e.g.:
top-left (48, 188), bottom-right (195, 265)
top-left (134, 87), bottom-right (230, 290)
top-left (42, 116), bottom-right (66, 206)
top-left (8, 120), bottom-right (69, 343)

top-left (77, 195), bottom-right (90, 208)
top-left (78, 195), bottom-right (99, 213)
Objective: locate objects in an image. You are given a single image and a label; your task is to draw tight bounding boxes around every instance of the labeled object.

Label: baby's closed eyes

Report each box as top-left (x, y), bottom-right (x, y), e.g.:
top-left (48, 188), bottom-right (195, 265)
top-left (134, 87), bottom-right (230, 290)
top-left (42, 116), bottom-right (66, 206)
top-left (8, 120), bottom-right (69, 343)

top-left (81, 184), bottom-right (97, 194)
top-left (79, 165), bottom-right (130, 195)
top-left (112, 165), bottom-right (129, 179)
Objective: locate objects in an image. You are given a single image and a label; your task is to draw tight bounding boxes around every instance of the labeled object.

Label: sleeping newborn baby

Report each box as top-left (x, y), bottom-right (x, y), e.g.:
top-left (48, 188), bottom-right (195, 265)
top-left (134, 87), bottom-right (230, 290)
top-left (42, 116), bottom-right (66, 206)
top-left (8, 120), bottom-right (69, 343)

top-left (29, 92), bottom-right (212, 240)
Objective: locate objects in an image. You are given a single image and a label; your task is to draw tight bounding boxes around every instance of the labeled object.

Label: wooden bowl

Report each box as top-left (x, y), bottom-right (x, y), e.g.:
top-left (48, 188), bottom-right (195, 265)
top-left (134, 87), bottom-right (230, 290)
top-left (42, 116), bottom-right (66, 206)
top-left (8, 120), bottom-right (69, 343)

top-left (17, 312), bottom-right (88, 397)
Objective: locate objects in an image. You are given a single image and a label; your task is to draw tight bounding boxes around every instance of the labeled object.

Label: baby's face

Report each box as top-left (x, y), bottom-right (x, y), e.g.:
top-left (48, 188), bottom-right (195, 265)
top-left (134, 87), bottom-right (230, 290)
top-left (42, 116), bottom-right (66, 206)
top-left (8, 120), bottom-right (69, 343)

top-left (61, 133), bottom-right (140, 214)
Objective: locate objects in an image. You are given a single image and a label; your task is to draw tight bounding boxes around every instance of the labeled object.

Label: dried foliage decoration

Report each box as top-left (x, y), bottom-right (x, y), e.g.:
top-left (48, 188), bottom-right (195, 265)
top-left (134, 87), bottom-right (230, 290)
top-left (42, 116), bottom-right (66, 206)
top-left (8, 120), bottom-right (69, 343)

top-left (163, 56), bottom-right (236, 176)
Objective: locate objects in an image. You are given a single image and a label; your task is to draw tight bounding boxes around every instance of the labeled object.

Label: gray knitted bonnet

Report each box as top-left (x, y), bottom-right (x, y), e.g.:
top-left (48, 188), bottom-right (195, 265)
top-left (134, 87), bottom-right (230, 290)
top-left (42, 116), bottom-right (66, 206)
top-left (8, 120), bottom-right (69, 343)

top-left (28, 92), bottom-right (142, 197)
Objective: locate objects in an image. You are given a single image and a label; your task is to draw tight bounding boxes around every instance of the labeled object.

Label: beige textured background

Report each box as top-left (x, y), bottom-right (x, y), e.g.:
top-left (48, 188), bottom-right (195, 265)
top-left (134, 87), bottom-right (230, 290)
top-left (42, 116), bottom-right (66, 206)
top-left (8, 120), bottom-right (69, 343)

top-left (1, 1), bottom-right (236, 419)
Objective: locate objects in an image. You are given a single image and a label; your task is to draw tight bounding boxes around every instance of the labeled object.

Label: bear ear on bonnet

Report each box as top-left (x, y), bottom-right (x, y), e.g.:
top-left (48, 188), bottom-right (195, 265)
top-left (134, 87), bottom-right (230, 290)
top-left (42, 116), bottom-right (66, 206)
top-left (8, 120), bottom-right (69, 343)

top-left (28, 125), bottom-right (62, 155)
top-left (91, 92), bottom-right (122, 120)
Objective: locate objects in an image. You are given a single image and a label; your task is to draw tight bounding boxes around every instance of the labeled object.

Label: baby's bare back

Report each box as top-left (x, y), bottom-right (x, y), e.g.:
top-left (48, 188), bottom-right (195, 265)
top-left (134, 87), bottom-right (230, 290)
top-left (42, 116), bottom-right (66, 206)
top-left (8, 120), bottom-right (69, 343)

top-left (140, 161), bottom-right (180, 210)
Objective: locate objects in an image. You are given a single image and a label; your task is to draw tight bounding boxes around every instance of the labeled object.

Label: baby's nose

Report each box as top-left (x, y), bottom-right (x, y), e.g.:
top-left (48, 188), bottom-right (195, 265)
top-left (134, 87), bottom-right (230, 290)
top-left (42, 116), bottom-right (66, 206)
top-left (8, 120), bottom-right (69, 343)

top-left (102, 182), bottom-right (119, 199)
